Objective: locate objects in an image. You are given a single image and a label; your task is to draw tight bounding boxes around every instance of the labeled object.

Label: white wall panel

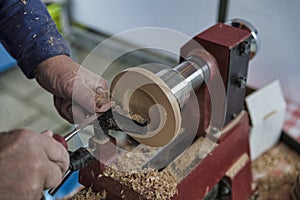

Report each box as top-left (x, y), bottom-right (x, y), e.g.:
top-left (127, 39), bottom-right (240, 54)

top-left (71, 0), bottom-right (219, 37)
top-left (228, 0), bottom-right (300, 103)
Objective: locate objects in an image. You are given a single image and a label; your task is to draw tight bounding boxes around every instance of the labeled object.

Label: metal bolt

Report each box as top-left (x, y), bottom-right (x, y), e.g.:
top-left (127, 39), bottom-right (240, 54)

top-left (236, 76), bottom-right (247, 89)
top-left (231, 113), bottom-right (237, 119)
top-left (219, 179), bottom-right (232, 196)
top-left (238, 40), bottom-right (251, 56)
top-left (221, 185), bottom-right (231, 196)
top-left (208, 126), bottom-right (220, 135)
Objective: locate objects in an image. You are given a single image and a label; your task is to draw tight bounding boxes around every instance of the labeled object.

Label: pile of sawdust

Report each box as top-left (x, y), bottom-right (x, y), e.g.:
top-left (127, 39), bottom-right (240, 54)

top-left (116, 144), bottom-right (159, 170)
top-left (252, 143), bottom-right (300, 200)
top-left (67, 188), bottom-right (107, 200)
top-left (103, 167), bottom-right (178, 200)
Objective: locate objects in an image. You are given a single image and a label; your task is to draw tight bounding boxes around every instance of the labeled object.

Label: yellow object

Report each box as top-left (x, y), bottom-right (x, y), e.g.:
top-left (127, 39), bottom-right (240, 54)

top-left (47, 3), bottom-right (62, 33)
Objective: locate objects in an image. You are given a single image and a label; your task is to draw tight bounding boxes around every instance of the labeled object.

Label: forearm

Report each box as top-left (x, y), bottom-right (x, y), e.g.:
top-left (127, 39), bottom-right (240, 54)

top-left (34, 55), bottom-right (80, 97)
top-left (0, 0), bottom-right (70, 78)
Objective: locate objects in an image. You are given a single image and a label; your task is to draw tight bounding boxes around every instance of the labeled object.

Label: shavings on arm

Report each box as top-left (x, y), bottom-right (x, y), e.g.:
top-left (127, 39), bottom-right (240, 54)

top-left (47, 36), bottom-right (54, 46)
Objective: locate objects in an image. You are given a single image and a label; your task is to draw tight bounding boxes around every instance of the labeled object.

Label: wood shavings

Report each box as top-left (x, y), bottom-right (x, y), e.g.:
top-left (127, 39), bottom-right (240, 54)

top-left (96, 91), bottom-right (109, 104)
top-left (67, 188), bottom-right (107, 200)
top-left (117, 144), bottom-right (159, 170)
top-left (103, 167), bottom-right (178, 200)
top-left (252, 142), bottom-right (300, 200)
top-left (111, 100), bottom-right (148, 124)
top-left (131, 113), bottom-right (147, 124)
top-left (167, 137), bottom-right (215, 174)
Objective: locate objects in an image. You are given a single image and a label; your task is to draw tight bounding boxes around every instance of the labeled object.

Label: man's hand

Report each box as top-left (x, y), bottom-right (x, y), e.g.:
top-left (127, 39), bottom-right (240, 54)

top-left (35, 55), bottom-right (110, 123)
top-left (0, 129), bottom-right (69, 200)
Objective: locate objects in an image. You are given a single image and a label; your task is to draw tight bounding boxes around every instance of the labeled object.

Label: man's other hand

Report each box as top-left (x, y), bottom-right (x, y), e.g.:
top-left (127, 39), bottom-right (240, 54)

top-left (0, 129), bottom-right (69, 200)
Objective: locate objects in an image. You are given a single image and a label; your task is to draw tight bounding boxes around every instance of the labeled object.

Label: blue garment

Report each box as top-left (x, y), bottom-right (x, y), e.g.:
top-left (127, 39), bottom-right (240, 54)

top-left (0, 0), bottom-right (70, 78)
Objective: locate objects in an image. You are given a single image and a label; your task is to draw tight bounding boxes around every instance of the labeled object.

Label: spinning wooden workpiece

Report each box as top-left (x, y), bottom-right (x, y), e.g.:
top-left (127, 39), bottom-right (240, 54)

top-left (79, 19), bottom-right (260, 200)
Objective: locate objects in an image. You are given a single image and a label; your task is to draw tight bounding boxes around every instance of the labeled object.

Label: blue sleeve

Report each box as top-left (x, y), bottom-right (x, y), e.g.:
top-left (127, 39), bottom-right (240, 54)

top-left (0, 0), bottom-right (70, 79)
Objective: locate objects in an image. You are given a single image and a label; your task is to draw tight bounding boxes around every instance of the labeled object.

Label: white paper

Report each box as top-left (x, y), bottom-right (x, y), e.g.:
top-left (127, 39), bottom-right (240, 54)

top-left (246, 80), bottom-right (286, 160)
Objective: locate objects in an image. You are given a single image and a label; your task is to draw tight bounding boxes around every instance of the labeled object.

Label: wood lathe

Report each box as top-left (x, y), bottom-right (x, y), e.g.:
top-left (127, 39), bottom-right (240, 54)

top-left (75, 19), bottom-right (260, 200)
